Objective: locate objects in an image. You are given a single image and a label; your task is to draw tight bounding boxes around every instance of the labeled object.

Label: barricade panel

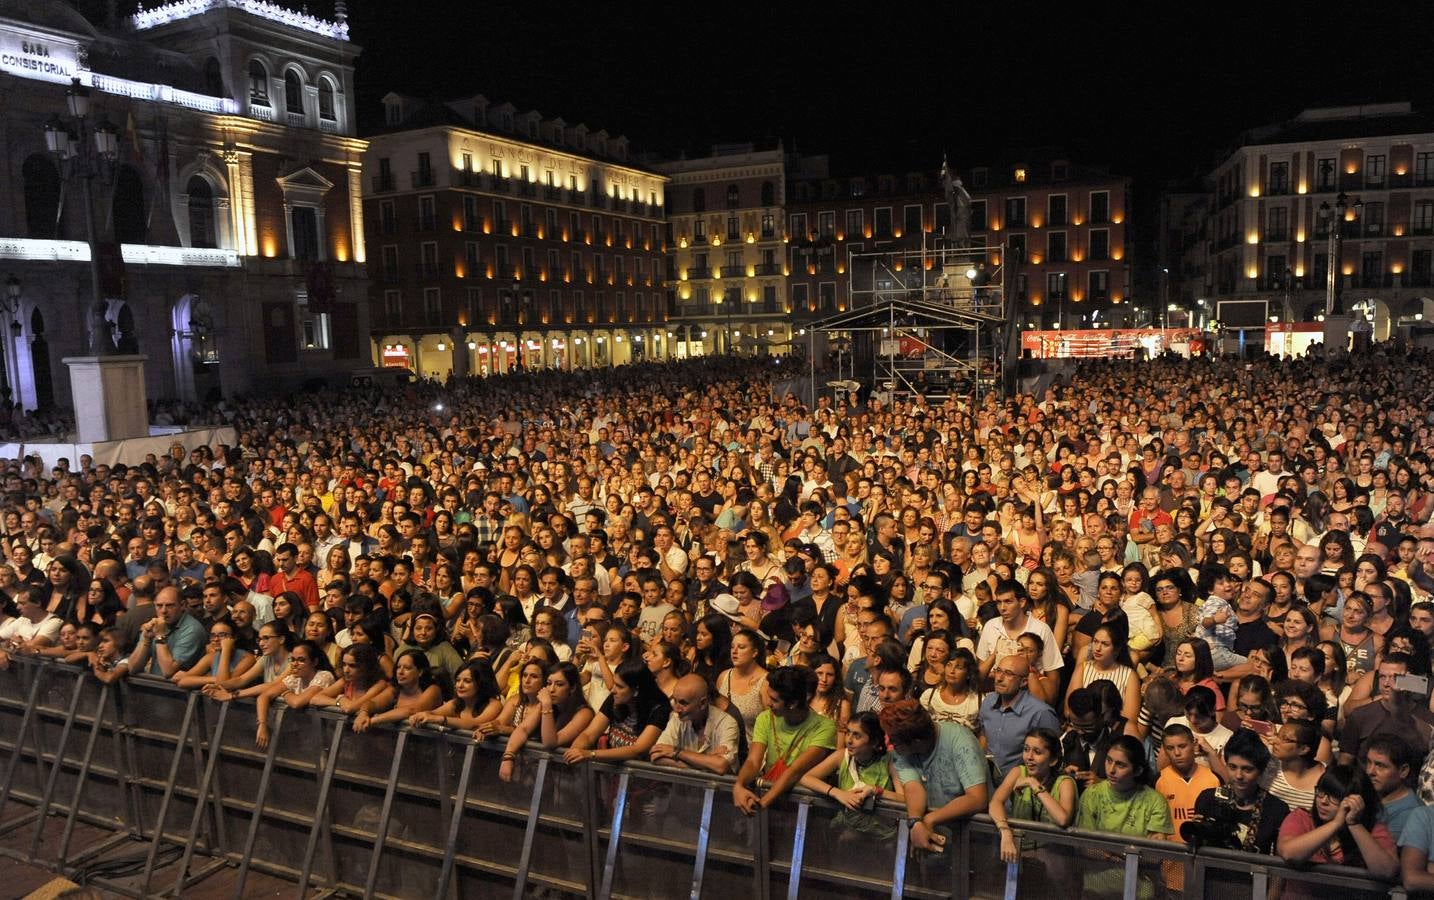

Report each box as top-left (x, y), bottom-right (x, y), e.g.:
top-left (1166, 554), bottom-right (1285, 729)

top-left (0, 658), bottom-right (1414, 900)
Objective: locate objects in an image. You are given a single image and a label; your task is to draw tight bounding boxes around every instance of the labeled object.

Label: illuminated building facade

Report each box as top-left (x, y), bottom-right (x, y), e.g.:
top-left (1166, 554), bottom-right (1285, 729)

top-left (785, 154), bottom-right (1132, 332)
top-left (0, 0), bottom-right (369, 407)
top-left (1204, 103), bottom-right (1434, 341)
top-left (658, 145), bottom-right (788, 357)
top-left (364, 95), bottom-right (669, 376)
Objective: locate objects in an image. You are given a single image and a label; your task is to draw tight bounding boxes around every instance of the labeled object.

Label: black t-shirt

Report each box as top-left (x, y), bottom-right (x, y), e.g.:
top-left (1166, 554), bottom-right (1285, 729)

top-left (1233, 617), bottom-right (1280, 656)
top-left (1193, 789), bottom-right (1288, 854)
top-left (1074, 607), bottom-right (1129, 642)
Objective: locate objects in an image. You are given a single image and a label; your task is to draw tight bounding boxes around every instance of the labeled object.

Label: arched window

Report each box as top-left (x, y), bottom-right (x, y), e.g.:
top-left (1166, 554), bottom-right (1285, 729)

top-left (187, 176), bottom-right (216, 248)
top-left (111, 165), bottom-right (147, 244)
top-left (22, 155), bottom-right (62, 239)
top-left (726, 184), bottom-right (740, 209)
top-left (203, 57), bottom-right (224, 97)
top-left (318, 78), bottom-right (335, 120)
top-left (692, 187), bottom-right (705, 213)
top-left (284, 70), bottom-right (304, 114)
top-left (248, 60), bottom-right (268, 102)
top-left (761, 181), bottom-right (775, 207)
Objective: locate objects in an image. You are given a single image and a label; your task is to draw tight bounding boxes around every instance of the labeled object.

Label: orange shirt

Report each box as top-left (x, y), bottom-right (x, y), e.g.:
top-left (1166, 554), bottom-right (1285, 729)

top-left (1157, 764), bottom-right (1220, 889)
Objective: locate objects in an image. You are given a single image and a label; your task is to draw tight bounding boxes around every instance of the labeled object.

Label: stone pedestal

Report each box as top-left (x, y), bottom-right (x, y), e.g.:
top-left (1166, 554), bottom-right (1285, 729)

top-left (63, 355), bottom-right (149, 442)
top-left (1322, 315), bottom-right (1352, 353)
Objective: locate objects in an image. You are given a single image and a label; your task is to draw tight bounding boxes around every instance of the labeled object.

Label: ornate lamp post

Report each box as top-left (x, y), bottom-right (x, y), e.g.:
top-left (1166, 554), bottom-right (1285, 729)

top-left (44, 78), bottom-right (119, 356)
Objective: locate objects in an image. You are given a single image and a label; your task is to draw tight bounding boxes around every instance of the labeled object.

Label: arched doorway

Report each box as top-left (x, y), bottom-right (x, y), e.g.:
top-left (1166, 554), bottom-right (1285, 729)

top-left (172, 294), bottom-right (221, 402)
top-left (29, 308), bottom-right (53, 410)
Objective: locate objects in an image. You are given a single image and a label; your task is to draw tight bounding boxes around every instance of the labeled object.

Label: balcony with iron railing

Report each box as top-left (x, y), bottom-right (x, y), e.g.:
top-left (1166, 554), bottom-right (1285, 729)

top-left (411, 170), bottom-right (436, 189)
top-left (371, 173), bottom-right (395, 192)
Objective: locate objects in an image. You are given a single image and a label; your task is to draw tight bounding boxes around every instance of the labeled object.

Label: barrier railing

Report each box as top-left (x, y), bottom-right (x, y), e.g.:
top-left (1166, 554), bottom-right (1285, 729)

top-left (0, 654), bottom-right (1409, 899)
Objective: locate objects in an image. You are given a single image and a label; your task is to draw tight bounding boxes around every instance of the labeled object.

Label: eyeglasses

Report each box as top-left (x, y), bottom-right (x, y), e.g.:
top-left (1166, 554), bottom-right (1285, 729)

top-left (1277, 700), bottom-right (1308, 712)
top-left (210, 631), bottom-right (233, 639)
top-left (989, 667), bottom-right (1024, 679)
top-left (1236, 703), bottom-right (1263, 715)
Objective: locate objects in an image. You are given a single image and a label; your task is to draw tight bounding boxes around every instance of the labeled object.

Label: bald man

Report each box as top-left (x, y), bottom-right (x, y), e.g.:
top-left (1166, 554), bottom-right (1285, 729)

top-left (978, 654), bottom-right (1060, 778)
top-left (650, 674), bottom-right (741, 775)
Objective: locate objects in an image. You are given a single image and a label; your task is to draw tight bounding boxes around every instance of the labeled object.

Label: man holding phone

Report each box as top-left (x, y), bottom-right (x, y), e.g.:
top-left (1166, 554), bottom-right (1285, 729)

top-left (1339, 654), bottom-right (1434, 765)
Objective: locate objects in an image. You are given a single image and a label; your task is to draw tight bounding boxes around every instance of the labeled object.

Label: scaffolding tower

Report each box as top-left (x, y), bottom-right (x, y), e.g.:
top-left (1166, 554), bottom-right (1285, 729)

top-left (809, 240), bottom-right (1014, 405)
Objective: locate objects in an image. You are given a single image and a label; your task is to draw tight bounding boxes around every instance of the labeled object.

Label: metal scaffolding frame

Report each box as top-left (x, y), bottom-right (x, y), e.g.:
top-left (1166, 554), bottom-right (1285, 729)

top-left (808, 241), bottom-right (1015, 404)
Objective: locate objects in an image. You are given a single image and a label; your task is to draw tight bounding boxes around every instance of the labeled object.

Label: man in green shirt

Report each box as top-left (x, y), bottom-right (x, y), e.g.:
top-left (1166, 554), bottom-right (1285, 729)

top-left (732, 666), bottom-right (837, 814)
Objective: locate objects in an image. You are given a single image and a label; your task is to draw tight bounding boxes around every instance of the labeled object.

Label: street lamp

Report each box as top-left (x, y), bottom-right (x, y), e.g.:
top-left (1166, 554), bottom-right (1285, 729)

top-left (1318, 192), bottom-right (1361, 317)
top-left (45, 78), bottom-right (120, 356)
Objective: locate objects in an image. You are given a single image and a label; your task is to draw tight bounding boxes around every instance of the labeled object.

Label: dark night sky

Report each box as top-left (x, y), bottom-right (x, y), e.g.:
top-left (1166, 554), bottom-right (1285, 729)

top-left (346, 1), bottom-right (1434, 187)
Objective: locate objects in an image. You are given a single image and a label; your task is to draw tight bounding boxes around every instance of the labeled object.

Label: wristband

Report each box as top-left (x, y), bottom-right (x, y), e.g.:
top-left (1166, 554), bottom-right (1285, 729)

top-left (826, 785), bottom-right (835, 798)
top-left (502, 752), bottom-right (516, 761)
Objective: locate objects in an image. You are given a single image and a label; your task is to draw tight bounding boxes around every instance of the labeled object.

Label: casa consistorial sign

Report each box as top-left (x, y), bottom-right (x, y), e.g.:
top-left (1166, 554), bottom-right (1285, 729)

top-left (0, 23), bottom-right (86, 85)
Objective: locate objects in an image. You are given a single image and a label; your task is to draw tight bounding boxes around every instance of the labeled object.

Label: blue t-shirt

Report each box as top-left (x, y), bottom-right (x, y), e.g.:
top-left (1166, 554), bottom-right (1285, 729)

top-left (892, 721), bottom-right (989, 808)
top-left (1381, 791), bottom-right (1423, 843)
top-left (1397, 803), bottom-right (1434, 858)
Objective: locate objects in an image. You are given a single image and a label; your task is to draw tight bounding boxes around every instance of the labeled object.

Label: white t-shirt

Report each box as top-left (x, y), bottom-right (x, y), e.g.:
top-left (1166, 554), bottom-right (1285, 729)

top-left (1163, 715), bottom-right (1233, 767)
top-left (7, 613), bottom-right (62, 646)
top-left (975, 615), bottom-right (1063, 672)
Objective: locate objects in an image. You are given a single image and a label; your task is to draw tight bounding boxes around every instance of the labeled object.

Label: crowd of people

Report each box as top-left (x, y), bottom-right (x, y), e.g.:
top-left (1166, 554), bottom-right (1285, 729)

top-left (5, 347), bottom-right (1434, 893)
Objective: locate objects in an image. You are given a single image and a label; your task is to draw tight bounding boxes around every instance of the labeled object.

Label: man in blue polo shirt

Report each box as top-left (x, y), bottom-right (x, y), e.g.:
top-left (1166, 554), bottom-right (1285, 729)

top-left (978, 653), bottom-right (1061, 778)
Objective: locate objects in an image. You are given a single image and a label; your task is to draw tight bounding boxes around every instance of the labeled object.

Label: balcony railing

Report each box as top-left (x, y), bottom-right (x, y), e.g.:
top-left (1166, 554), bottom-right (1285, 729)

top-left (371, 173), bottom-right (395, 192)
top-left (755, 263), bottom-right (781, 276)
top-left (411, 170), bottom-right (436, 189)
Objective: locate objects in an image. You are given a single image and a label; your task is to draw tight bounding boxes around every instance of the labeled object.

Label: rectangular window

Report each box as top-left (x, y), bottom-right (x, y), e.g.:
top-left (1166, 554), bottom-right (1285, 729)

top-left (791, 283), bottom-right (810, 309)
top-left (422, 287), bottom-right (441, 325)
top-left (1088, 191), bottom-right (1110, 224)
top-left (789, 213), bottom-right (806, 239)
top-left (1266, 206), bottom-right (1289, 241)
top-left (466, 287), bottom-right (481, 324)
top-left (1316, 158), bottom-right (1336, 191)
top-left (845, 209), bottom-right (864, 238)
top-left (1269, 161), bottom-right (1289, 194)
top-left (969, 200), bottom-right (986, 231)
top-left (290, 206), bottom-right (319, 261)
top-left (383, 289), bottom-right (400, 321)
top-left (1363, 201), bottom-right (1385, 236)
top-left (762, 284), bottom-right (778, 313)
top-left (1265, 255), bottom-right (1287, 290)
top-left (1046, 271), bottom-right (1068, 299)
top-left (1414, 200), bottom-right (1434, 234)
top-left (818, 211), bottom-right (835, 238)
top-left (1362, 251), bottom-right (1383, 286)
top-left (465, 241), bottom-right (480, 274)
top-left (1417, 152), bottom-right (1434, 186)
top-left (728, 216), bottom-right (741, 240)
top-left (1088, 270), bottom-right (1109, 301)
top-left (1047, 231), bottom-right (1067, 263)
top-left (1005, 197), bottom-right (1026, 226)
top-left (1048, 194), bottom-right (1067, 226)
top-left (760, 214), bottom-right (774, 238)
top-left (545, 208), bottom-right (557, 237)
top-left (380, 200), bottom-right (397, 235)
top-left (381, 245), bottom-right (399, 283)
top-left (818, 282), bottom-right (836, 311)
top-left (1366, 154), bottom-right (1386, 187)
top-left (903, 204), bottom-right (922, 236)
top-left (1413, 249), bottom-right (1432, 284)
top-left (1007, 233), bottom-right (1026, 263)
top-left (693, 217), bottom-right (707, 242)
top-left (1089, 229), bottom-right (1110, 260)
top-left (874, 207), bottom-right (892, 236)
top-left (297, 292), bottom-right (330, 349)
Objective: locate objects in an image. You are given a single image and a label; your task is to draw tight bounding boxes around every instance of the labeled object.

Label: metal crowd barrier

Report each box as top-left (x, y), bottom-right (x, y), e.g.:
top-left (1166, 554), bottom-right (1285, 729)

top-left (0, 654), bottom-right (1409, 899)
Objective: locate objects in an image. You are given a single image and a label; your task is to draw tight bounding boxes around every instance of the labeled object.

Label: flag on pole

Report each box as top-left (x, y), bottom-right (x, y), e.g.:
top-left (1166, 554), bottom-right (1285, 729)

top-left (124, 112), bottom-right (145, 165)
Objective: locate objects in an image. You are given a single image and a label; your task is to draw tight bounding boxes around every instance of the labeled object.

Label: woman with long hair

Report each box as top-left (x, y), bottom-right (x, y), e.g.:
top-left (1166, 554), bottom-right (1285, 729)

top-left (499, 661), bottom-right (595, 780)
top-left (798, 711), bottom-right (906, 838)
top-left (353, 648), bottom-right (442, 732)
top-left (1025, 566), bottom-right (1070, 653)
top-left (410, 658), bottom-right (503, 730)
top-left (563, 658), bottom-right (671, 765)
top-left (809, 653), bottom-right (850, 741)
top-left (1277, 765), bottom-right (1397, 882)
top-left (1169, 637), bottom-right (1224, 709)
top-left (312, 642), bottom-right (394, 720)
top-left (716, 627), bottom-right (770, 739)
top-left (484, 654), bottom-right (549, 739)
top-left (690, 613), bottom-right (733, 688)
top-left (1066, 622), bottom-right (1141, 725)
top-left (919, 646), bottom-right (982, 733)
top-left (990, 727), bottom-right (1077, 871)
